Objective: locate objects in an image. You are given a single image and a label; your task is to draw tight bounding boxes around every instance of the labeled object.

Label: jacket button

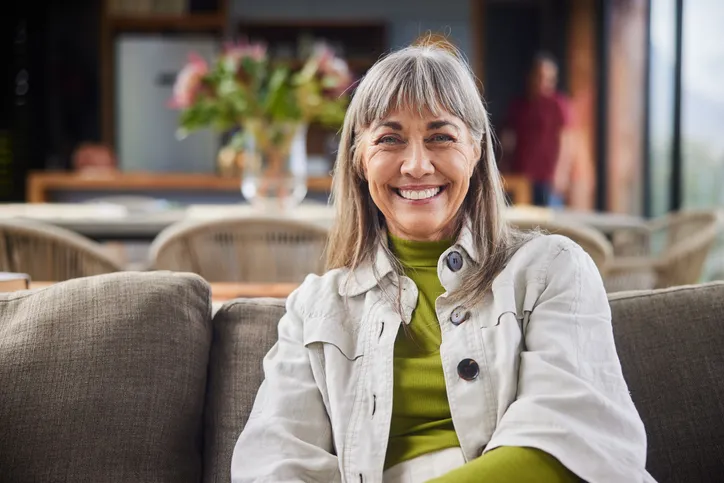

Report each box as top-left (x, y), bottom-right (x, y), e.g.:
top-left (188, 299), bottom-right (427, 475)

top-left (450, 306), bottom-right (469, 326)
top-left (446, 251), bottom-right (464, 272)
top-left (457, 358), bottom-right (479, 381)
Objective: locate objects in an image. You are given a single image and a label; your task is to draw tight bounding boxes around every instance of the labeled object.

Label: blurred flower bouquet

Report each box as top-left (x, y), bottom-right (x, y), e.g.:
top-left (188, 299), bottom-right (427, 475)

top-left (170, 41), bottom-right (352, 209)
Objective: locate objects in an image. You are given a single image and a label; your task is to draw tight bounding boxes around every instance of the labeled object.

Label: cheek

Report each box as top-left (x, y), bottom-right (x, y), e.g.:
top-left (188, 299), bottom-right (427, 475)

top-left (364, 151), bottom-right (397, 186)
top-left (439, 149), bottom-right (475, 183)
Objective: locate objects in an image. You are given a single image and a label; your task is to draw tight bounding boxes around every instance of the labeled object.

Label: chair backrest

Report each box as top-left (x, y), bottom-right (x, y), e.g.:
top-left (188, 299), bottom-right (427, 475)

top-left (149, 217), bottom-right (329, 283)
top-left (509, 219), bottom-right (613, 274)
top-left (0, 218), bottom-right (122, 281)
top-left (657, 210), bottom-right (719, 288)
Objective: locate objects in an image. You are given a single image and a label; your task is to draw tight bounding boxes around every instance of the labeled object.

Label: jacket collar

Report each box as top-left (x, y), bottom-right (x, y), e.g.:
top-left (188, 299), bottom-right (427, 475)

top-left (338, 219), bottom-right (479, 297)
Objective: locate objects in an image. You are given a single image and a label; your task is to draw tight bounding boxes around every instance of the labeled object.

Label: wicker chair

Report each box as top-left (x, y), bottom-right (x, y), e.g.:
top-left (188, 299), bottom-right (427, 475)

top-left (149, 217), bottom-right (329, 283)
top-left (604, 210), bottom-right (719, 292)
top-left (83, 195), bottom-right (168, 270)
top-left (509, 218), bottom-right (613, 275)
top-left (0, 218), bottom-right (122, 281)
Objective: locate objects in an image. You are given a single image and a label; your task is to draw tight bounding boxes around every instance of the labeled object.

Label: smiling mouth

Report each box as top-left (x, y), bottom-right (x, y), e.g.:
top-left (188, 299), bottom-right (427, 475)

top-left (394, 185), bottom-right (447, 201)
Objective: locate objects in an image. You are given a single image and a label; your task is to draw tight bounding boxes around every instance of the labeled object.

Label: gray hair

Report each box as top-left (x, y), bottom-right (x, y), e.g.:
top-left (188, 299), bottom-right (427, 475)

top-left (326, 43), bottom-right (529, 306)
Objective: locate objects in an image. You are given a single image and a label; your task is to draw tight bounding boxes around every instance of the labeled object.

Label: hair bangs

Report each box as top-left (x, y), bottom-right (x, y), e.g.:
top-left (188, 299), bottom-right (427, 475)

top-left (351, 50), bottom-right (477, 134)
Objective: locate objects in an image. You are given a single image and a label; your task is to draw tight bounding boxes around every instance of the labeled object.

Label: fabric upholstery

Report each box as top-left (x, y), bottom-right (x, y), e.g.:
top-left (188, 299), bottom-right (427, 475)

top-left (0, 271), bottom-right (212, 483)
top-left (212, 283), bottom-right (724, 483)
top-left (2, 270), bottom-right (722, 483)
top-left (204, 298), bottom-right (285, 483)
top-left (609, 282), bottom-right (724, 483)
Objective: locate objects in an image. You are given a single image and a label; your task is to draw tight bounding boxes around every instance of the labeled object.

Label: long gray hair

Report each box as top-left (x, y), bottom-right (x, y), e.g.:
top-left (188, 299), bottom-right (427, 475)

top-left (326, 42), bottom-right (529, 305)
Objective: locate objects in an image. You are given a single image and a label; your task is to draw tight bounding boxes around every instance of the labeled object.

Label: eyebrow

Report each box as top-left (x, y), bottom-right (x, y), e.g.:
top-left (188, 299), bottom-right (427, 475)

top-left (427, 120), bottom-right (459, 131)
top-left (374, 121), bottom-right (403, 131)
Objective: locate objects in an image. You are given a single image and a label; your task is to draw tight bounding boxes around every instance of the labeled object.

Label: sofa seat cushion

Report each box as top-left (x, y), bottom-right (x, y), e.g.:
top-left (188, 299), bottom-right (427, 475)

top-left (0, 271), bottom-right (212, 483)
top-left (610, 282), bottom-right (724, 483)
top-left (204, 297), bottom-right (285, 483)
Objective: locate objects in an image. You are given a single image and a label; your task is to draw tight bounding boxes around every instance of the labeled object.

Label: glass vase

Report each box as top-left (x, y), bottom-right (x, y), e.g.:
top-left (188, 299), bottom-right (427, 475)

top-left (240, 119), bottom-right (308, 211)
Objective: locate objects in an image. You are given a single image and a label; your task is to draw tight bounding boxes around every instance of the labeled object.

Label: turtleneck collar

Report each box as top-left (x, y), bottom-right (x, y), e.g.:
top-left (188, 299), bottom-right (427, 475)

top-left (387, 233), bottom-right (452, 269)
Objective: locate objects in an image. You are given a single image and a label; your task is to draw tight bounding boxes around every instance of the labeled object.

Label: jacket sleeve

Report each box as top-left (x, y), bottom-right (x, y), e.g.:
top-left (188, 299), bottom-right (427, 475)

top-left (230, 286), bottom-right (341, 483)
top-left (483, 240), bottom-right (650, 483)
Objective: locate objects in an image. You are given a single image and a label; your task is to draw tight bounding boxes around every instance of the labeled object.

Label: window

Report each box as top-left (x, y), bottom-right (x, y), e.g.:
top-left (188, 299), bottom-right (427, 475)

top-left (647, 0), bottom-right (676, 217)
top-left (681, 0), bottom-right (724, 209)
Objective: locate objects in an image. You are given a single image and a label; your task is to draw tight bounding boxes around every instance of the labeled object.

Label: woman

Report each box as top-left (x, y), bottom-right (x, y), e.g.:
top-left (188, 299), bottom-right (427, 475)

top-left (232, 44), bottom-right (654, 483)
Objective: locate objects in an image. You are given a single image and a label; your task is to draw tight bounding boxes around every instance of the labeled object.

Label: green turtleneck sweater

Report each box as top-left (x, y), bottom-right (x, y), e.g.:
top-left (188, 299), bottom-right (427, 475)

top-left (386, 235), bottom-right (459, 467)
top-left (386, 234), bottom-right (578, 482)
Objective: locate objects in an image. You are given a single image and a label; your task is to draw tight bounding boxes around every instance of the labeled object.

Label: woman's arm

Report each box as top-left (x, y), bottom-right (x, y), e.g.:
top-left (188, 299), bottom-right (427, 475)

top-left (231, 287), bottom-right (340, 483)
top-left (479, 239), bottom-right (648, 482)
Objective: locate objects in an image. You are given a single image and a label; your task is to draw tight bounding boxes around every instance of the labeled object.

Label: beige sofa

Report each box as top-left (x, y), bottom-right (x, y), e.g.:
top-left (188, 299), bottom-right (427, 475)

top-left (0, 272), bottom-right (722, 482)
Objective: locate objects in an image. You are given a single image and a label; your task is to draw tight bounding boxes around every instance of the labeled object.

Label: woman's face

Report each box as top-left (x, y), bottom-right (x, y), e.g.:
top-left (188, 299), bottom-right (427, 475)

top-left (360, 109), bottom-right (480, 241)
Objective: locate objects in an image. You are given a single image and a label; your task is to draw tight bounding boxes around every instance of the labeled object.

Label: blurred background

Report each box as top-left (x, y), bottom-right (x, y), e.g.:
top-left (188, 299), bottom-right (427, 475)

top-left (1, 0), bottom-right (723, 294)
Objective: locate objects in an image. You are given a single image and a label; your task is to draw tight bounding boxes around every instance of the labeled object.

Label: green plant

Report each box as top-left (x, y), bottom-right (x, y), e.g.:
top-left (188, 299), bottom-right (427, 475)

top-left (169, 41), bottom-right (352, 146)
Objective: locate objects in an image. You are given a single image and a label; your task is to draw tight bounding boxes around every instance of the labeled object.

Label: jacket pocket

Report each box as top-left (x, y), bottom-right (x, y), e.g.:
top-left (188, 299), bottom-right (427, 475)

top-left (483, 288), bottom-right (519, 329)
top-left (303, 315), bottom-right (364, 360)
top-left (480, 287), bottom-right (527, 422)
top-left (303, 315), bottom-right (364, 453)
top-left (484, 284), bottom-right (539, 330)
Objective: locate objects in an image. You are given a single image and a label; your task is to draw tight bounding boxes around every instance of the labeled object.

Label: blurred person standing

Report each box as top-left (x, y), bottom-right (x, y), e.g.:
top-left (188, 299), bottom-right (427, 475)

top-left (502, 52), bottom-right (573, 207)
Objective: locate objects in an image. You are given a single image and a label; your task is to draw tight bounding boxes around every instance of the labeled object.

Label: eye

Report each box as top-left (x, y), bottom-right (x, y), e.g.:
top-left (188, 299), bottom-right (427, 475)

top-left (428, 133), bottom-right (455, 143)
top-left (376, 135), bottom-right (402, 145)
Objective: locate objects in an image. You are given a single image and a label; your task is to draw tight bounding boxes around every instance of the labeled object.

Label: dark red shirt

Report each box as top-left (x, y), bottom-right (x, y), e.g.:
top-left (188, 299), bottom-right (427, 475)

top-left (507, 93), bottom-right (571, 182)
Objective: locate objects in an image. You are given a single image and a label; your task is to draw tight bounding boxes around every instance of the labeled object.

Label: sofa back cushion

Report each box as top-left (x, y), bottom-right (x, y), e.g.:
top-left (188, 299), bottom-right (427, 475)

top-left (0, 271), bottom-right (212, 483)
top-left (205, 298), bottom-right (284, 483)
top-left (610, 282), bottom-right (724, 483)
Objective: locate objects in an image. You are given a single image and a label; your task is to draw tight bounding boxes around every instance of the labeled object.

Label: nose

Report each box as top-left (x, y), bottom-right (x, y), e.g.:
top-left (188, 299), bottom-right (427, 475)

top-left (400, 140), bottom-right (434, 178)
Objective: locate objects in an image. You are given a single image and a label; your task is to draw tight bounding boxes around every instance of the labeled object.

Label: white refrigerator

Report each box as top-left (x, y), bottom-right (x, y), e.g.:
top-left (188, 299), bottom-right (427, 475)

top-left (116, 34), bottom-right (220, 173)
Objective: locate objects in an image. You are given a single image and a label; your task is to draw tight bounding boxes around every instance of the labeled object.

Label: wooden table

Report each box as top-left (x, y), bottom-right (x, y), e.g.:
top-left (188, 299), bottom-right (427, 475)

top-left (26, 171), bottom-right (334, 203)
top-left (30, 281), bottom-right (299, 301)
top-left (210, 282), bottom-right (298, 300)
top-left (507, 206), bottom-right (645, 234)
top-left (0, 202), bottom-right (333, 241)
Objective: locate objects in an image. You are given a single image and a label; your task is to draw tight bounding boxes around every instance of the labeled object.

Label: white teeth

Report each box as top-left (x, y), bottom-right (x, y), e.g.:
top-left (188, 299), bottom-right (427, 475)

top-left (399, 187), bottom-right (441, 200)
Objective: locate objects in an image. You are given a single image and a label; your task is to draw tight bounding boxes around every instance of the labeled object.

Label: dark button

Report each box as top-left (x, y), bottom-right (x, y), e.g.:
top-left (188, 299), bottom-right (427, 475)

top-left (457, 358), bottom-right (480, 381)
top-left (450, 306), bottom-right (469, 326)
top-left (446, 251), bottom-right (464, 272)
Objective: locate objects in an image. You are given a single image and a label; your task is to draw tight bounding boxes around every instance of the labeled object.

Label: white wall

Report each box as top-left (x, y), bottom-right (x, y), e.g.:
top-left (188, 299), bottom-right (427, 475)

top-left (230, 0), bottom-right (473, 57)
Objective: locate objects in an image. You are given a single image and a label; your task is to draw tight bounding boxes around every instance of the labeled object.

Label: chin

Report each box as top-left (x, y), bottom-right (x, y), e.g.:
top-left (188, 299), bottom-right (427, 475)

top-left (396, 219), bottom-right (448, 241)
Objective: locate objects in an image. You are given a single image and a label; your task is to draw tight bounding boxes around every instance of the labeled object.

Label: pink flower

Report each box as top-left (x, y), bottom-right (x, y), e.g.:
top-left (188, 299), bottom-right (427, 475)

top-left (316, 49), bottom-right (352, 96)
top-left (305, 43), bottom-right (353, 97)
top-left (169, 53), bottom-right (208, 109)
top-left (223, 41), bottom-right (267, 64)
top-left (312, 43), bottom-right (335, 70)
top-left (323, 57), bottom-right (353, 96)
